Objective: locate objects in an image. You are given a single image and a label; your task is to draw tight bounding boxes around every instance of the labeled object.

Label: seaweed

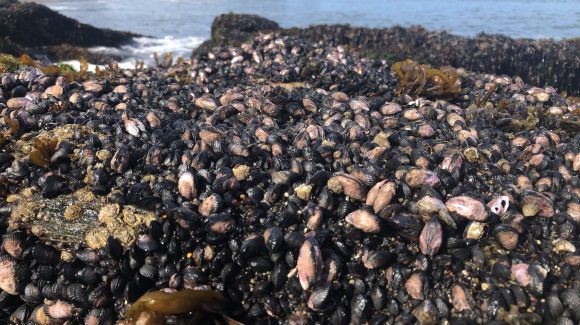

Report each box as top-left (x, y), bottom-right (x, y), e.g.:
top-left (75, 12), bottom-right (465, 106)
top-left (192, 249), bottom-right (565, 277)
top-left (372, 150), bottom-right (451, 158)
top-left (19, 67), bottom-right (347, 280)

top-left (123, 289), bottom-right (242, 325)
top-left (134, 59), bottom-right (145, 71)
top-left (62, 57), bottom-right (88, 83)
top-left (424, 65), bottom-right (461, 97)
top-left (49, 100), bottom-right (71, 112)
top-left (76, 56), bottom-right (89, 80)
top-left (0, 53), bottom-right (22, 72)
top-left (496, 105), bottom-right (542, 132)
top-left (0, 117), bottom-right (20, 148)
top-left (29, 137), bottom-right (59, 168)
top-left (361, 49), bottom-right (397, 61)
top-left (153, 52), bottom-right (173, 69)
top-left (391, 59), bottom-right (461, 98)
top-left (391, 59), bottom-right (427, 97)
top-left (56, 63), bottom-right (75, 73)
top-left (20, 54), bottom-right (60, 75)
top-left (475, 83), bottom-right (498, 107)
top-left (18, 54), bottom-right (93, 83)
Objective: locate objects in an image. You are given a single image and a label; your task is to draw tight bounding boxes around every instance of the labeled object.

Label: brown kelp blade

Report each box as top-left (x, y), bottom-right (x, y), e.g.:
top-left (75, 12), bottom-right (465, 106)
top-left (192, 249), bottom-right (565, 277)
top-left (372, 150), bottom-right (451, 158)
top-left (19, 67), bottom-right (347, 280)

top-left (391, 59), bottom-right (461, 98)
top-left (124, 289), bottom-right (243, 325)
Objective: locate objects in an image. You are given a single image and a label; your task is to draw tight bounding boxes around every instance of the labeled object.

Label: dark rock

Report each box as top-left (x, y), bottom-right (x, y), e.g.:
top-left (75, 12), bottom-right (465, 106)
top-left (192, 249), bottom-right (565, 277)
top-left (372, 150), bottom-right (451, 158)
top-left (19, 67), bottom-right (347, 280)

top-left (0, 0), bottom-right (137, 48)
top-left (212, 13), bottom-right (279, 46)
top-left (194, 13), bottom-right (279, 55)
top-left (44, 44), bottom-right (123, 65)
top-left (0, 35), bottom-right (25, 56)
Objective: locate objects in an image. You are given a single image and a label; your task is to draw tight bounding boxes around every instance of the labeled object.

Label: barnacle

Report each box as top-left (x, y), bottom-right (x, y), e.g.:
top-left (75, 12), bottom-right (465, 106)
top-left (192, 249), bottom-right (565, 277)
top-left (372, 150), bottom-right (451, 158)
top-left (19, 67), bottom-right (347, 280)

top-left (391, 59), bottom-right (461, 98)
top-left (123, 289), bottom-right (242, 325)
top-left (29, 137), bottom-right (59, 167)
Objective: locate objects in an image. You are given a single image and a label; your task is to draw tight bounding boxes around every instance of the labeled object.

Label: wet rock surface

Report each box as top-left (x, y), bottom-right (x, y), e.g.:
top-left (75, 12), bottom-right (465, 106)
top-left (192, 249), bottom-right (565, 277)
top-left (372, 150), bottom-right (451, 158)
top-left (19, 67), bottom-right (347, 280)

top-left (0, 29), bottom-right (579, 324)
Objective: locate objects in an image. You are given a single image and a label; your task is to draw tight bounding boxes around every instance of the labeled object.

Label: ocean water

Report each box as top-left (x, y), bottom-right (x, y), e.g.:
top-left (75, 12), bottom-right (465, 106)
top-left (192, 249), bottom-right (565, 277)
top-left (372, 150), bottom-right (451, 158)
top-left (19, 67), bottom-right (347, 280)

top-left (26, 0), bottom-right (580, 64)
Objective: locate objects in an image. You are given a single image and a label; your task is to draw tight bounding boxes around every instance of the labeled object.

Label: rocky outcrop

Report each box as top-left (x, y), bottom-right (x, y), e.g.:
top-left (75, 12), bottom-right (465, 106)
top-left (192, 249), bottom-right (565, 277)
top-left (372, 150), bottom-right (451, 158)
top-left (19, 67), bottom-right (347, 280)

top-left (43, 44), bottom-right (123, 64)
top-left (195, 13), bottom-right (279, 55)
top-left (0, 0), bottom-right (137, 62)
top-left (0, 0), bottom-right (137, 47)
top-left (0, 35), bottom-right (25, 56)
top-left (197, 13), bottom-right (579, 95)
top-left (211, 13), bottom-right (280, 46)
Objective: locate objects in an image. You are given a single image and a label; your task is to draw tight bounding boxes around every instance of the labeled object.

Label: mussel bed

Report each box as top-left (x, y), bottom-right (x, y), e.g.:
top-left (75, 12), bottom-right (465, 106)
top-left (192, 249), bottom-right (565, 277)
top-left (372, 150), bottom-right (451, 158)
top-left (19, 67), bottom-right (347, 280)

top-left (0, 31), bottom-right (579, 325)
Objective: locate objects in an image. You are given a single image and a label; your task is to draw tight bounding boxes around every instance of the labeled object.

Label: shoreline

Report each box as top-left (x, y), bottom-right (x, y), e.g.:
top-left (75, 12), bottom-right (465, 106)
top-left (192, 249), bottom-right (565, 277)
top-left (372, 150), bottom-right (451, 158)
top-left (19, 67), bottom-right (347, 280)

top-left (1, 1), bottom-right (579, 94)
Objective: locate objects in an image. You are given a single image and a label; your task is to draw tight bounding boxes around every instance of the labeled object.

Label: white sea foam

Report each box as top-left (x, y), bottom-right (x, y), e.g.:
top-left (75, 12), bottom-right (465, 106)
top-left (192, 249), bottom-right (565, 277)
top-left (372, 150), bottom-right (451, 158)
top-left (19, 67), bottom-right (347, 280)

top-left (90, 36), bottom-right (205, 63)
top-left (58, 60), bottom-right (136, 72)
top-left (58, 36), bottom-right (205, 72)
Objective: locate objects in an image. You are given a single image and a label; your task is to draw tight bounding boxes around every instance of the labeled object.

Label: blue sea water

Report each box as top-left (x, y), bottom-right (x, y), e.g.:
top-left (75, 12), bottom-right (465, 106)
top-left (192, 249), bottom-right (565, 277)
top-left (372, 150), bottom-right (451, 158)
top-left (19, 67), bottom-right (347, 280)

top-left (26, 0), bottom-right (580, 62)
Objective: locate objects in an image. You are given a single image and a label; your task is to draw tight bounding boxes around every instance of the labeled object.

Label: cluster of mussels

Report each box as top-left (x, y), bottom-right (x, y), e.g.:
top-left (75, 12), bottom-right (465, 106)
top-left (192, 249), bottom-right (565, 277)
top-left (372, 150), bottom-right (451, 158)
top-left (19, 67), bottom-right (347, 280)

top-left (0, 32), bottom-right (579, 325)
